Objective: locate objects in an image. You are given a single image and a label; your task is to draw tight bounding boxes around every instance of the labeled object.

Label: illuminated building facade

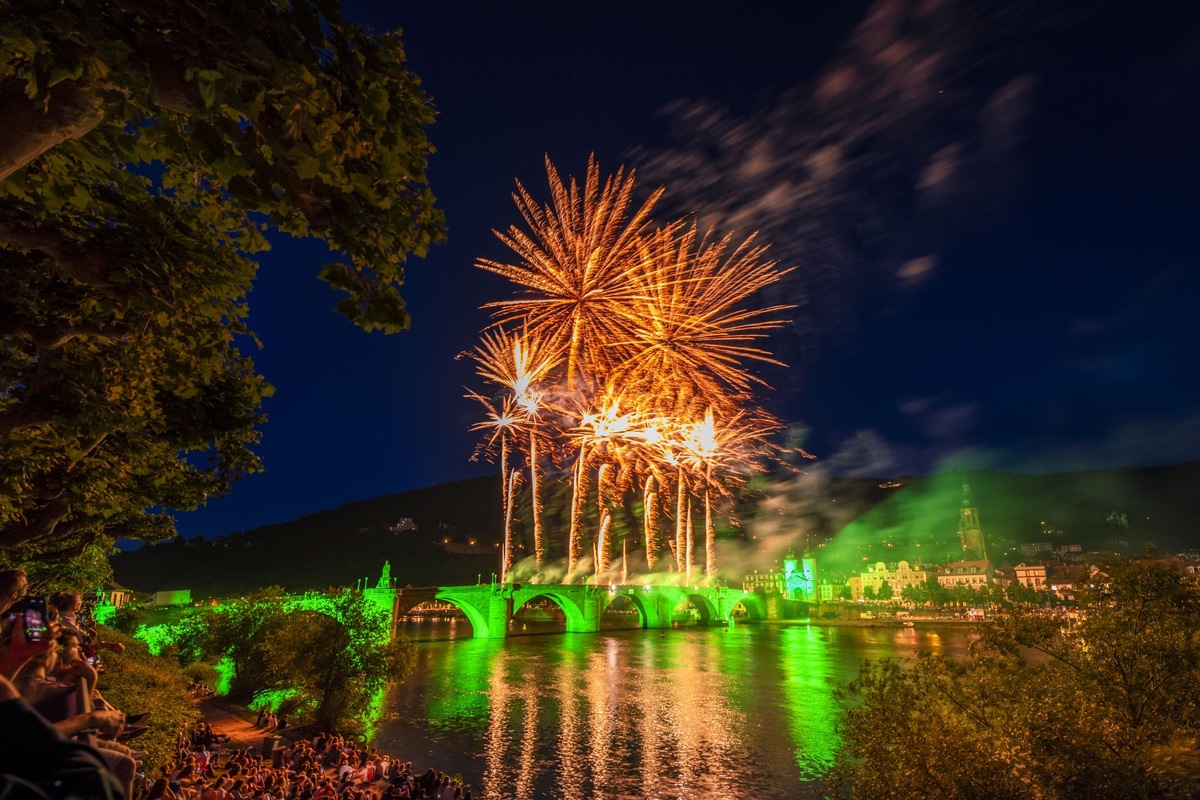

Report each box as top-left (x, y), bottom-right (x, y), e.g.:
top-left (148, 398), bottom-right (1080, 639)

top-left (847, 560), bottom-right (937, 600)
top-left (937, 559), bottom-right (994, 589)
top-left (1013, 563), bottom-right (1047, 590)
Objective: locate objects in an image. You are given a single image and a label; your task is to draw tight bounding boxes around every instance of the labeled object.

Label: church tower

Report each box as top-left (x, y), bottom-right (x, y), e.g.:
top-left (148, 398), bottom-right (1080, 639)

top-left (958, 484), bottom-right (987, 560)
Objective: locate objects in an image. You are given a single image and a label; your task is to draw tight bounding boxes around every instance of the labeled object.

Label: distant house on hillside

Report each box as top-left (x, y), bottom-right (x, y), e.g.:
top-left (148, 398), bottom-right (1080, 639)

top-left (1013, 563), bottom-right (1047, 591)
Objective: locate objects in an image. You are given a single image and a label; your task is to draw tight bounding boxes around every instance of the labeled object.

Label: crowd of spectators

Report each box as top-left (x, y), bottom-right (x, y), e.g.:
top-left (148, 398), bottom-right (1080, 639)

top-left (146, 723), bottom-right (475, 800)
top-left (0, 569), bottom-right (474, 800)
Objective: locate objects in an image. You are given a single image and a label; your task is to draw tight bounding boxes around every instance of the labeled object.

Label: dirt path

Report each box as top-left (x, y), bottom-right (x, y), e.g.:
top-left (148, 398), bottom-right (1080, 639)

top-left (196, 698), bottom-right (274, 750)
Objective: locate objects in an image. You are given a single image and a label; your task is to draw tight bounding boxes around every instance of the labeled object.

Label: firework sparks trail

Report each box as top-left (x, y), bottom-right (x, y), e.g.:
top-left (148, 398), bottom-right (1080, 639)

top-left (469, 158), bottom-right (795, 584)
top-left (503, 469), bottom-right (520, 582)
top-left (466, 392), bottom-right (527, 579)
top-left (642, 473), bottom-right (659, 570)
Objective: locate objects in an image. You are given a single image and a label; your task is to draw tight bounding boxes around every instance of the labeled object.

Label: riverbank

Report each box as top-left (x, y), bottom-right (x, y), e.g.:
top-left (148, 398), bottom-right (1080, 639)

top-left (197, 697), bottom-right (291, 750)
top-left (758, 617), bottom-right (989, 628)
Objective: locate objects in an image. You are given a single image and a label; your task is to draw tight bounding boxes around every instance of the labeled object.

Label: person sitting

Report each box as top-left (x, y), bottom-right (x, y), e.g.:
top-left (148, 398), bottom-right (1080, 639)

top-left (0, 673), bottom-right (128, 800)
top-left (47, 592), bottom-right (124, 657)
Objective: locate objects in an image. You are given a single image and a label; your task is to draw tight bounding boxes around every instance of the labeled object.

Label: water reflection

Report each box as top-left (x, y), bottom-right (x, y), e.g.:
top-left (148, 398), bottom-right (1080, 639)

top-left (381, 622), bottom-right (977, 799)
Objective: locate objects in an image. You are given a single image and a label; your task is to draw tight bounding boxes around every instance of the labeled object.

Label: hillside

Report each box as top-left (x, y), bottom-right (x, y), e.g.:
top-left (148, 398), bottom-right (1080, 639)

top-left (816, 462), bottom-right (1200, 573)
top-left (112, 477), bottom-right (506, 597)
top-left (111, 463), bottom-right (1200, 596)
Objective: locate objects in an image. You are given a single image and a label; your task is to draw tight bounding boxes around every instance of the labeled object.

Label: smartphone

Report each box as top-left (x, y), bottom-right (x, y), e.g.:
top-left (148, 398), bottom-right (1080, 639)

top-left (17, 596), bottom-right (49, 642)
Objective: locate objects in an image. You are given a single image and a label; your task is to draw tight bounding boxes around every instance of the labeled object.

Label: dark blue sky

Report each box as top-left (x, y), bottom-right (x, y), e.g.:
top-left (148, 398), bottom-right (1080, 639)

top-left (175, 0), bottom-right (1200, 538)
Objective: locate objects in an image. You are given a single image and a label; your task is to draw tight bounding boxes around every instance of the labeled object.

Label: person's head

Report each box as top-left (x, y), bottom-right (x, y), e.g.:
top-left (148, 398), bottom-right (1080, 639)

top-left (58, 631), bottom-right (81, 659)
top-left (47, 591), bottom-right (82, 614)
top-left (0, 569), bottom-right (28, 614)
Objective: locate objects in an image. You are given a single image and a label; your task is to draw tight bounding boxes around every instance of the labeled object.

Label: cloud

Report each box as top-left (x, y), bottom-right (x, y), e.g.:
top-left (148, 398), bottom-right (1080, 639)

top-left (897, 255), bottom-right (937, 282)
top-left (900, 395), bottom-right (978, 443)
top-left (984, 409), bottom-right (1200, 474)
top-left (1070, 269), bottom-right (1182, 336)
top-left (630, 0), bottom-right (1052, 365)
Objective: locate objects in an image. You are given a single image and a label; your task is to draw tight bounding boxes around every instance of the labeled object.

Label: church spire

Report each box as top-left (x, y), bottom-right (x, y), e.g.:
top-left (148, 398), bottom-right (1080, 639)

top-left (958, 483), bottom-right (987, 560)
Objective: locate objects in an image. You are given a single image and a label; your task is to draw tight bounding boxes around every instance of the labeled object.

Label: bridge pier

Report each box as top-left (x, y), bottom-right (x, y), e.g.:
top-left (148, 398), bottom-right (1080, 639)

top-left (485, 587), bottom-right (512, 639)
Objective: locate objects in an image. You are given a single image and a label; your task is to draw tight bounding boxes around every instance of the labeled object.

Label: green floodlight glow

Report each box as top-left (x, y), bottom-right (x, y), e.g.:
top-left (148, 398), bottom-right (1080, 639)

top-left (777, 626), bottom-right (841, 778)
top-left (135, 623), bottom-right (175, 656)
top-left (249, 687), bottom-right (298, 713)
top-left (93, 603), bottom-right (116, 626)
top-left (213, 656), bottom-right (234, 696)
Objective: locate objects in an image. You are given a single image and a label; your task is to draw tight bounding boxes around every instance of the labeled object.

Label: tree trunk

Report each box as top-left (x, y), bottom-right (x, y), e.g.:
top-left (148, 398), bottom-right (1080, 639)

top-left (0, 80), bottom-right (105, 182)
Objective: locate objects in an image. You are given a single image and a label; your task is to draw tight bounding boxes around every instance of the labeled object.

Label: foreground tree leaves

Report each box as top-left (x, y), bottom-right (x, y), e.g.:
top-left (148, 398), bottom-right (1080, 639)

top-left (833, 561), bottom-right (1200, 799)
top-left (0, 0), bottom-right (444, 560)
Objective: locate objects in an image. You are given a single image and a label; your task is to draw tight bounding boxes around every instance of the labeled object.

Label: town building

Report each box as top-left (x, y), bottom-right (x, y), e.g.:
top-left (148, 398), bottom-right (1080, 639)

top-left (1013, 563), bottom-right (1047, 590)
top-left (937, 560), bottom-right (994, 589)
top-left (848, 560), bottom-right (937, 600)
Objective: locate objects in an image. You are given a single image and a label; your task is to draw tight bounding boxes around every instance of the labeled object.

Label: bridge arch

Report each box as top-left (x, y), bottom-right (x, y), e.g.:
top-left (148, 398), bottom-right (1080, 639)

top-left (680, 592), bottom-right (719, 625)
top-left (512, 589), bottom-right (591, 633)
top-left (726, 591), bottom-right (768, 621)
top-left (429, 592), bottom-right (491, 638)
top-left (599, 589), bottom-right (656, 629)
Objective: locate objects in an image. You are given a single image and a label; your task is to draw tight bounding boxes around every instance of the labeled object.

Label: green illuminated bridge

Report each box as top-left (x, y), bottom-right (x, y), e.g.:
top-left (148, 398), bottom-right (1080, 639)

top-left (368, 582), bottom-right (771, 639)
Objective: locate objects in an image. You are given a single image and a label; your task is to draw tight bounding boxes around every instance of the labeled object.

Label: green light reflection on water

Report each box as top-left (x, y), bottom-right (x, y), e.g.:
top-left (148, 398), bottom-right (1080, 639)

top-left (422, 635), bottom-right (503, 733)
top-left (777, 625), bottom-right (843, 779)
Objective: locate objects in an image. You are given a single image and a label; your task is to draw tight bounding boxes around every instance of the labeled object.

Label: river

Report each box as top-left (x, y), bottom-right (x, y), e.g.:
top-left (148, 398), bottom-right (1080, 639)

top-left (374, 620), bottom-right (978, 799)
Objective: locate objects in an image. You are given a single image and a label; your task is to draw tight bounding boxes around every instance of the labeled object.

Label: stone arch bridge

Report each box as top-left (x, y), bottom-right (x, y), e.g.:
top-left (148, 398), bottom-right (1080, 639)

top-left (368, 582), bottom-right (770, 639)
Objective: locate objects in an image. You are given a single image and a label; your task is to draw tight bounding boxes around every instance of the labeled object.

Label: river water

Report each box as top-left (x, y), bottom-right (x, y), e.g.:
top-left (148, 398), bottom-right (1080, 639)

top-left (375, 620), bottom-right (976, 800)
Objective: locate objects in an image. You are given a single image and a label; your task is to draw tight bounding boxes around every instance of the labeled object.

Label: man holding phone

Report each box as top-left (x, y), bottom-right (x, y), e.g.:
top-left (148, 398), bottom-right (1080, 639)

top-left (0, 569), bottom-right (57, 680)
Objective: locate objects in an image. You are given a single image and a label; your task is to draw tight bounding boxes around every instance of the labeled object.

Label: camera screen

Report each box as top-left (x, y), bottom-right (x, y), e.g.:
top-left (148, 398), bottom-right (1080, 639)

top-left (23, 607), bottom-right (47, 642)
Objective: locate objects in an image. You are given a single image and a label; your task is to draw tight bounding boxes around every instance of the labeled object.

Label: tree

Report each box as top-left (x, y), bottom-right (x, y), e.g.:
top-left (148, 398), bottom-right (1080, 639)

top-left (901, 583), bottom-right (926, 605)
top-left (838, 585), bottom-right (854, 601)
top-left (833, 561), bottom-right (1200, 798)
top-left (173, 590), bottom-right (415, 732)
top-left (267, 592), bottom-right (414, 732)
top-left (0, 0), bottom-right (445, 560)
top-left (877, 580), bottom-right (894, 601)
top-left (862, 585), bottom-right (876, 601)
top-left (172, 586), bottom-right (291, 700)
top-left (925, 575), bottom-right (949, 607)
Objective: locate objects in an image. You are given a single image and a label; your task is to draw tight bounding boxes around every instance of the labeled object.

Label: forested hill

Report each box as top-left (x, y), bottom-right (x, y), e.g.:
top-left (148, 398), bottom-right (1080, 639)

top-left (111, 463), bottom-right (1200, 597)
top-left (112, 477), bottom-right (506, 597)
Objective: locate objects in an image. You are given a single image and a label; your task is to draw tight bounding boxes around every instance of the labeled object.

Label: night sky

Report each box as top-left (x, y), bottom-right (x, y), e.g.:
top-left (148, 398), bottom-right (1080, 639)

top-left (175, 0), bottom-right (1200, 539)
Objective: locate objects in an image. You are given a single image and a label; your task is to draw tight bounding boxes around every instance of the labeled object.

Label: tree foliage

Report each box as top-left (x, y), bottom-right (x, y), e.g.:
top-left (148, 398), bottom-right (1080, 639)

top-left (833, 561), bottom-right (1200, 799)
top-left (0, 0), bottom-right (444, 559)
top-left (172, 590), bottom-right (414, 732)
top-left (264, 592), bottom-right (415, 732)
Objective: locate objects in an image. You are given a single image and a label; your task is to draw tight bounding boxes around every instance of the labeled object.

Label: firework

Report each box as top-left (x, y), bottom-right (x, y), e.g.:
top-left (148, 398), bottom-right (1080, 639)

top-left (477, 156), bottom-right (664, 388)
top-left (614, 224), bottom-right (794, 404)
top-left (467, 392), bottom-right (526, 582)
top-left (469, 158), bottom-right (795, 584)
top-left (467, 329), bottom-right (560, 568)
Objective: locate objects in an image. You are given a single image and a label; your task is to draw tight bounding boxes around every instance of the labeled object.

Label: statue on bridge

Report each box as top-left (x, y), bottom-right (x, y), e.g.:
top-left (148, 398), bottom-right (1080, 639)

top-left (377, 560), bottom-right (392, 589)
